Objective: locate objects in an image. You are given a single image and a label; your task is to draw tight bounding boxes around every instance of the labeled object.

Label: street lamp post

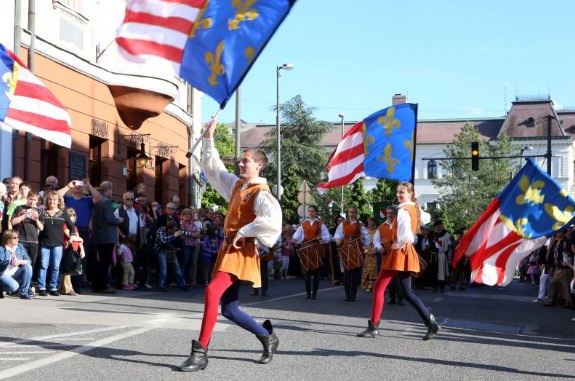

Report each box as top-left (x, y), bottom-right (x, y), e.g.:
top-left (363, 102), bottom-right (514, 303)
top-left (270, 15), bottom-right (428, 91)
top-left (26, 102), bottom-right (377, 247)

top-left (338, 113), bottom-right (345, 214)
top-left (276, 63), bottom-right (294, 201)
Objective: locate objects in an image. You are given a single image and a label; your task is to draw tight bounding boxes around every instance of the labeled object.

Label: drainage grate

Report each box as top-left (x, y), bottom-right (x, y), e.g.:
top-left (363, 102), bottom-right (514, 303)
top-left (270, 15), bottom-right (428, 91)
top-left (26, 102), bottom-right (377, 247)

top-left (441, 318), bottom-right (522, 334)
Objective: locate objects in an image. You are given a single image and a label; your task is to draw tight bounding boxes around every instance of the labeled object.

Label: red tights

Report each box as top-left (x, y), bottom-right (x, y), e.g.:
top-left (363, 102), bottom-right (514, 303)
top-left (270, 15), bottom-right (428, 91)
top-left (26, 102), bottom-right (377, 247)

top-left (198, 271), bottom-right (235, 347)
top-left (370, 269), bottom-right (399, 324)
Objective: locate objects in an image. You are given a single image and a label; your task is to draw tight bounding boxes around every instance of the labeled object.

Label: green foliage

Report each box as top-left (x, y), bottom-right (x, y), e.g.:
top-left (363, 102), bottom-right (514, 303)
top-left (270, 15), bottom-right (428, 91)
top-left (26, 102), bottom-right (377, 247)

top-left (369, 179), bottom-right (398, 205)
top-left (260, 95), bottom-right (333, 224)
top-left (431, 122), bottom-right (516, 232)
top-left (347, 179), bottom-right (373, 222)
top-left (201, 123), bottom-right (236, 214)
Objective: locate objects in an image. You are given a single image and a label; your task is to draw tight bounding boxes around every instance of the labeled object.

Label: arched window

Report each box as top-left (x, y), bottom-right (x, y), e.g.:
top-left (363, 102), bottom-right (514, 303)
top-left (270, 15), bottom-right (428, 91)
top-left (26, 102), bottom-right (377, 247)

top-left (427, 160), bottom-right (438, 179)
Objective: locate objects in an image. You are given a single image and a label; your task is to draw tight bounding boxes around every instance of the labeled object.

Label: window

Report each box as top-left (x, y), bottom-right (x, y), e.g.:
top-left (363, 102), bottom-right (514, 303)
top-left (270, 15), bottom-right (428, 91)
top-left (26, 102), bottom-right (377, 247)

top-left (427, 160), bottom-right (438, 179)
top-left (89, 136), bottom-right (104, 186)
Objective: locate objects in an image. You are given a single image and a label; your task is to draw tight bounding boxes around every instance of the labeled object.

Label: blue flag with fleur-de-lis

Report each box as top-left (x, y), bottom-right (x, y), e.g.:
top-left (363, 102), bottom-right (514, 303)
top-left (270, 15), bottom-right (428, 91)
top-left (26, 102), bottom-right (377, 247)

top-left (317, 103), bottom-right (418, 191)
top-left (453, 158), bottom-right (575, 286)
top-left (362, 103), bottom-right (418, 182)
top-left (181, 0), bottom-right (296, 108)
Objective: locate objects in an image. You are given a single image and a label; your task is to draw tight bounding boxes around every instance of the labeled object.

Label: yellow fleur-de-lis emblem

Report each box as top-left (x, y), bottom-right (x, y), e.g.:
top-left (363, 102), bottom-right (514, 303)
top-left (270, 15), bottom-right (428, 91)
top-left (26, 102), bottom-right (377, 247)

top-left (189, 1), bottom-right (213, 38)
top-left (377, 143), bottom-right (399, 173)
top-left (515, 175), bottom-right (545, 205)
top-left (545, 203), bottom-right (575, 230)
top-left (2, 63), bottom-right (19, 101)
top-left (245, 46), bottom-right (255, 66)
top-left (500, 215), bottom-right (531, 238)
top-left (229, 0), bottom-right (259, 30)
top-left (363, 131), bottom-right (374, 156)
top-left (404, 130), bottom-right (414, 160)
top-left (377, 107), bottom-right (401, 136)
top-left (205, 41), bottom-right (225, 86)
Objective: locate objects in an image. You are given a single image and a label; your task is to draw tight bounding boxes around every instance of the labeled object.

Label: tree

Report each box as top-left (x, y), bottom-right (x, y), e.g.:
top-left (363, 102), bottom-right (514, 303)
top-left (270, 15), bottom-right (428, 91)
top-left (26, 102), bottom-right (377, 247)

top-left (431, 122), bottom-right (515, 231)
top-left (347, 179), bottom-right (373, 222)
top-left (369, 179), bottom-right (398, 205)
top-left (260, 95), bottom-right (333, 224)
top-left (201, 122), bottom-right (236, 214)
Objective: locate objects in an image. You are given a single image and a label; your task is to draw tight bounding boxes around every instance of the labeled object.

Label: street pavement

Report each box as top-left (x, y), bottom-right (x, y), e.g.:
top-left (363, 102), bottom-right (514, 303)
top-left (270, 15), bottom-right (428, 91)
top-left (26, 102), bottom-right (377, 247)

top-left (0, 277), bottom-right (574, 381)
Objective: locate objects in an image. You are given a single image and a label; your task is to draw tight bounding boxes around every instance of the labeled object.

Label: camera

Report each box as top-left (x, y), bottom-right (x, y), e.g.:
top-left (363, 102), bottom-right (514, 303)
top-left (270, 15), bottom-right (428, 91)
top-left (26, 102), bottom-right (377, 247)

top-left (74, 180), bottom-right (84, 187)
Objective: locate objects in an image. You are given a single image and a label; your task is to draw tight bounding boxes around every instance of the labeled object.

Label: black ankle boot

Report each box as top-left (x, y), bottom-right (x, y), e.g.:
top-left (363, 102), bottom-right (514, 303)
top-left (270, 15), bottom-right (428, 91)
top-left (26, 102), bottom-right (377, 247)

top-left (256, 320), bottom-right (279, 364)
top-left (357, 320), bottom-right (380, 338)
top-left (423, 314), bottom-right (440, 341)
top-left (178, 340), bottom-right (208, 372)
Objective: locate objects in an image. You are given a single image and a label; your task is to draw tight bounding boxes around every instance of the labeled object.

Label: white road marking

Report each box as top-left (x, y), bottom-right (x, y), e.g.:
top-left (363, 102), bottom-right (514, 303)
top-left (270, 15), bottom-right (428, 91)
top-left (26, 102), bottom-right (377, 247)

top-left (0, 358), bottom-right (31, 361)
top-left (0, 326), bottom-right (153, 380)
top-left (0, 326), bottom-right (128, 348)
top-left (0, 351), bottom-right (52, 354)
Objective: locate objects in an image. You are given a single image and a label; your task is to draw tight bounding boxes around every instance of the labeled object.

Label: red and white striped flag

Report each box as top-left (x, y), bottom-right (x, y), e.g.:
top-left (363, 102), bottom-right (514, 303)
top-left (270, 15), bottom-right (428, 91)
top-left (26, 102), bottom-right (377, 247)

top-left (318, 121), bottom-right (365, 191)
top-left (115, 0), bottom-right (297, 108)
top-left (0, 43), bottom-right (71, 148)
top-left (115, 0), bottom-right (206, 75)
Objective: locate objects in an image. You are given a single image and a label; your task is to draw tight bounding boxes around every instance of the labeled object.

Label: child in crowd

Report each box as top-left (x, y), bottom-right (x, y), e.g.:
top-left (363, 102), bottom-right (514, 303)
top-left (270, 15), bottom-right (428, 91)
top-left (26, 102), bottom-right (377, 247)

top-left (526, 250), bottom-right (541, 285)
top-left (118, 235), bottom-right (137, 290)
top-left (59, 208), bottom-right (84, 296)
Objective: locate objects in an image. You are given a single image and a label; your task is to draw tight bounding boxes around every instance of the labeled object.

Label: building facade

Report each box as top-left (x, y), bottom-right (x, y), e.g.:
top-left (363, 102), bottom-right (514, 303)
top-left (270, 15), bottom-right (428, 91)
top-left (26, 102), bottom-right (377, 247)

top-left (238, 95), bottom-right (575, 209)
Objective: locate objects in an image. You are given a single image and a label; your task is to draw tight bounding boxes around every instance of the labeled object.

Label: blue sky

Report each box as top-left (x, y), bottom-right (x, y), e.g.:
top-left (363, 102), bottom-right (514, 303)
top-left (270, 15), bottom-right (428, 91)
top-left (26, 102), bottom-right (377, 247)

top-left (202, 1), bottom-right (575, 124)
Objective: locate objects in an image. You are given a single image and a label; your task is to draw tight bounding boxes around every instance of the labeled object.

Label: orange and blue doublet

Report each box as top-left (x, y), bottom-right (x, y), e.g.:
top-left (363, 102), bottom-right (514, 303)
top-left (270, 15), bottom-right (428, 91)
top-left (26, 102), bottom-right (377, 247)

top-left (213, 181), bottom-right (269, 287)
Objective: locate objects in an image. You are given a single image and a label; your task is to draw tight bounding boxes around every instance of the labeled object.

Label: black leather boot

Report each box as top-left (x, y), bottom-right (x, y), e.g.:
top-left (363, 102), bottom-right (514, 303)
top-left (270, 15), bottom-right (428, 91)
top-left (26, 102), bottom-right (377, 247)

top-left (256, 320), bottom-right (279, 364)
top-left (350, 283), bottom-right (357, 302)
top-left (357, 320), bottom-right (380, 338)
top-left (178, 340), bottom-right (208, 372)
top-left (423, 314), bottom-right (440, 341)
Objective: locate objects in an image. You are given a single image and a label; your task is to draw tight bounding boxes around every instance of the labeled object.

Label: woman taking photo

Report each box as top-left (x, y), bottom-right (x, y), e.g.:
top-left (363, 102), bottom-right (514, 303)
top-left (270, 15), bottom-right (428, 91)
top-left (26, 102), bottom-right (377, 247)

top-left (357, 182), bottom-right (439, 340)
top-left (37, 191), bottom-right (75, 296)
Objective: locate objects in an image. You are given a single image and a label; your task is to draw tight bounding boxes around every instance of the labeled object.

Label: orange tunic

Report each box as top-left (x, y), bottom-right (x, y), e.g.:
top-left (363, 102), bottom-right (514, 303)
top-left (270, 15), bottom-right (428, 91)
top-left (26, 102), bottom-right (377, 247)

top-left (380, 204), bottom-right (420, 273)
top-left (301, 220), bottom-right (325, 258)
top-left (213, 181), bottom-right (269, 287)
top-left (378, 223), bottom-right (393, 252)
top-left (341, 220), bottom-right (363, 247)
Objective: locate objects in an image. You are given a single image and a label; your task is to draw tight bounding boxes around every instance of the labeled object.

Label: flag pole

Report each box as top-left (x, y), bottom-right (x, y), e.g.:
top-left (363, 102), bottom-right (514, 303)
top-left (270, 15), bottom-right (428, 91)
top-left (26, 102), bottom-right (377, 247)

top-left (185, 108), bottom-right (222, 158)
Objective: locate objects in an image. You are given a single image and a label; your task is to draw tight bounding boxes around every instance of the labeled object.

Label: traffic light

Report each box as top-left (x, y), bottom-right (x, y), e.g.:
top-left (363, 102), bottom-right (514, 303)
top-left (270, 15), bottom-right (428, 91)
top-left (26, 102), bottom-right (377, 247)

top-left (471, 141), bottom-right (479, 171)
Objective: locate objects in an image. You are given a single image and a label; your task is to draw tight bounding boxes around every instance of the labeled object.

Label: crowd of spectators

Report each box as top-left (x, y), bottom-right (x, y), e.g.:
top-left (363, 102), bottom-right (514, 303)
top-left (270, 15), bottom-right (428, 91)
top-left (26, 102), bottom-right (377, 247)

top-left (0, 176), bottom-right (229, 299)
top-left (1, 175), bottom-right (573, 314)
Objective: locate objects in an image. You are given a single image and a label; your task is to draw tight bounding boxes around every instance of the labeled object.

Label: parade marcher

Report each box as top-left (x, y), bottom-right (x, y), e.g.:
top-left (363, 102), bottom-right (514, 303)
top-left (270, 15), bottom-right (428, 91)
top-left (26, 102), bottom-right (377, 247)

top-left (292, 205), bottom-right (331, 299)
top-left (449, 230), bottom-right (468, 290)
top-left (328, 215), bottom-right (345, 285)
top-left (413, 224), bottom-right (432, 289)
top-left (427, 220), bottom-right (451, 292)
top-left (178, 119), bottom-right (282, 372)
top-left (373, 206), bottom-right (404, 304)
top-left (357, 182), bottom-right (440, 341)
top-left (334, 206), bottom-right (370, 302)
top-left (361, 217), bottom-right (378, 292)
top-left (251, 239), bottom-right (273, 296)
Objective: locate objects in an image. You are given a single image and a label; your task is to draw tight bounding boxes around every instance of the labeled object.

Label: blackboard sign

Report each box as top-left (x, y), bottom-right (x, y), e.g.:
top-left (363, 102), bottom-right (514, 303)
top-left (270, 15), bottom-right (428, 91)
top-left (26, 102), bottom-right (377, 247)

top-left (69, 152), bottom-right (86, 181)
